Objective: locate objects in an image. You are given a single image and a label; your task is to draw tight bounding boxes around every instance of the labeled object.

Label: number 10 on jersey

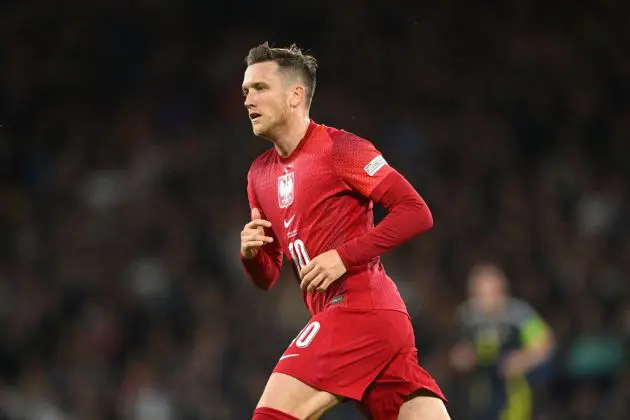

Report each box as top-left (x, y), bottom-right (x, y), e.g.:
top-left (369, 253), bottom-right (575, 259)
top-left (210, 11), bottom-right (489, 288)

top-left (288, 239), bottom-right (311, 271)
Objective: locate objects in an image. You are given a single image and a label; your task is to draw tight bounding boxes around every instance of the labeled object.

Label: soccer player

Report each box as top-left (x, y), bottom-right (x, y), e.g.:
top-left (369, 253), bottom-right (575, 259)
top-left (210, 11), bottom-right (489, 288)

top-left (449, 263), bottom-right (554, 420)
top-left (239, 42), bottom-right (450, 420)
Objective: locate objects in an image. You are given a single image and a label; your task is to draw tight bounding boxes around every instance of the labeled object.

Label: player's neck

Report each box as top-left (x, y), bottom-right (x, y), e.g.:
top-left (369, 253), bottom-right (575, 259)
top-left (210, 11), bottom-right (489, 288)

top-left (272, 116), bottom-right (311, 158)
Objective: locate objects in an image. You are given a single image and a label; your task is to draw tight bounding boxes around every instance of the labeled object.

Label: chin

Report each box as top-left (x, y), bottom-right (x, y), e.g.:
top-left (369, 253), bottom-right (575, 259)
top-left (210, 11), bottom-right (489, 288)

top-left (251, 122), bottom-right (274, 140)
top-left (252, 125), bottom-right (267, 137)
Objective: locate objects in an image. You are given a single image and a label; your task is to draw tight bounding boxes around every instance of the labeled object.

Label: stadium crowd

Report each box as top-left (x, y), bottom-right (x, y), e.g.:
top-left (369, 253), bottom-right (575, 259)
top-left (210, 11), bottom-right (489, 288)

top-left (0, 1), bottom-right (629, 418)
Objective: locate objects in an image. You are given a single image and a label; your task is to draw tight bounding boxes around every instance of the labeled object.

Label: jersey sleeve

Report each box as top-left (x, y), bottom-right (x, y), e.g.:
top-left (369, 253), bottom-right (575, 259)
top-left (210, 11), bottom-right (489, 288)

top-left (332, 131), bottom-right (433, 270)
top-left (241, 167), bottom-right (283, 290)
top-left (332, 131), bottom-right (395, 199)
top-left (246, 168), bottom-right (262, 215)
top-left (511, 300), bottom-right (550, 346)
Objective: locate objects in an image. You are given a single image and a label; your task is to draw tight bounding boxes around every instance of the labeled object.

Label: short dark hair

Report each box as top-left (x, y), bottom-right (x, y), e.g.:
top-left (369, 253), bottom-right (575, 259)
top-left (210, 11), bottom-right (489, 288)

top-left (245, 42), bottom-right (317, 108)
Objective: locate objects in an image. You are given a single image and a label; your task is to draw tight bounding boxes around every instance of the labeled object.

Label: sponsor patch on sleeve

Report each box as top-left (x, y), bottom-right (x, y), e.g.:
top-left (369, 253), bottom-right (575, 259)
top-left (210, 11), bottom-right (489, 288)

top-left (364, 155), bottom-right (388, 176)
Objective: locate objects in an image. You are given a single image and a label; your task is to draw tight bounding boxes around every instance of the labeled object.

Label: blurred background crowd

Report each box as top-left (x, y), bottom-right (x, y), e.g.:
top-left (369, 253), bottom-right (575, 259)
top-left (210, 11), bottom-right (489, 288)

top-left (1, 0), bottom-right (629, 419)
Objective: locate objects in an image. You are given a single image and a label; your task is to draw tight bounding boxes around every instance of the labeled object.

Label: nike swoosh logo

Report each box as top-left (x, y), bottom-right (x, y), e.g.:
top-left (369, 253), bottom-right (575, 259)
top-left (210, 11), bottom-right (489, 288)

top-left (283, 215), bottom-right (295, 228)
top-left (279, 354), bottom-right (299, 361)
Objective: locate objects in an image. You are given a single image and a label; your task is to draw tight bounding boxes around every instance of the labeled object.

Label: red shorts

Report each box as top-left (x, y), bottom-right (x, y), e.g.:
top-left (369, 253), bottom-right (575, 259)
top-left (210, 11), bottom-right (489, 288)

top-left (272, 308), bottom-right (447, 419)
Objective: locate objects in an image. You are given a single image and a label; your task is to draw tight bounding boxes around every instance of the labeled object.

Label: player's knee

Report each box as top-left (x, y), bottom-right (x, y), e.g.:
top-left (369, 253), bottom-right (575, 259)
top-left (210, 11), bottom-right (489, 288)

top-left (257, 373), bottom-right (340, 420)
top-left (398, 390), bottom-right (451, 420)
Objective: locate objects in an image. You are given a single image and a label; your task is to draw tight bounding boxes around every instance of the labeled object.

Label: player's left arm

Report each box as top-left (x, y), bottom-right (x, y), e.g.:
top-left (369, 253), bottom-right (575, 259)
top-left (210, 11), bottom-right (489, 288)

top-left (501, 304), bottom-right (555, 378)
top-left (333, 135), bottom-right (433, 270)
top-left (299, 133), bottom-right (432, 291)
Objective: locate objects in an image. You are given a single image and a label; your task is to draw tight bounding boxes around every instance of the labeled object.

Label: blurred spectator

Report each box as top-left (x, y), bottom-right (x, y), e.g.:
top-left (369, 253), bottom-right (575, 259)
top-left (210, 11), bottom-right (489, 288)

top-left (449, 263), bottom-right (554, 420)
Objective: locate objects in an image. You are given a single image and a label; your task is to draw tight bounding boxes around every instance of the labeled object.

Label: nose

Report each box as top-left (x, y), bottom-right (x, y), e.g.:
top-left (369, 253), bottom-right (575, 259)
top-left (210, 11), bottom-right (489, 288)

top-left (244, 93), bottom-right (254, 109)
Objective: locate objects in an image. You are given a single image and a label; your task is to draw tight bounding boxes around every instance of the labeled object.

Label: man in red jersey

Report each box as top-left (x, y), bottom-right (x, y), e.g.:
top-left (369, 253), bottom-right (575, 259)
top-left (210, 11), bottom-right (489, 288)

top-left (240, 42), bottom-right (450, 420)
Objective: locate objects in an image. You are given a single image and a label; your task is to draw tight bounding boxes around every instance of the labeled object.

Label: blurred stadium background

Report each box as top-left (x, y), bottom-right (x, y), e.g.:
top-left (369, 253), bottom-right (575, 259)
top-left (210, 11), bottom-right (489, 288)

top-left (1, 1), bottom-right (629, 419)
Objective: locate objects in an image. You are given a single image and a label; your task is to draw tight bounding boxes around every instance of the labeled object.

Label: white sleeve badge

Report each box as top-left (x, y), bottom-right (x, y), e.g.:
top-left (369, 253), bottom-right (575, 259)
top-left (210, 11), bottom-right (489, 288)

top-left (363, 155), bottom-right (388, 176)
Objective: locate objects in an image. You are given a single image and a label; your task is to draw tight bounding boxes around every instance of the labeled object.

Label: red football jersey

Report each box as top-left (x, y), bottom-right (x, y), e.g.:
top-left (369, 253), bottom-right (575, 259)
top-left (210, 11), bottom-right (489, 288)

top-left (245, 120), bottom-right (408, 315)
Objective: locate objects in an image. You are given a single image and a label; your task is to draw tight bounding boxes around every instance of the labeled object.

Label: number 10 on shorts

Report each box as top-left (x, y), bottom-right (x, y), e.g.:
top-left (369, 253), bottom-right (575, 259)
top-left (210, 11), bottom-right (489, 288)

top-left (289, 239), bottom-right (311, 271)
top-left (291, 321), bottom-right (321, 348)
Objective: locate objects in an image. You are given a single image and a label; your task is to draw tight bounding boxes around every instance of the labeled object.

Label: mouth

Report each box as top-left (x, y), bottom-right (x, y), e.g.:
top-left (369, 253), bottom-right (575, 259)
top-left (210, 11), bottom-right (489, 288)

top-left (249, 112), bottom-right (262, 123)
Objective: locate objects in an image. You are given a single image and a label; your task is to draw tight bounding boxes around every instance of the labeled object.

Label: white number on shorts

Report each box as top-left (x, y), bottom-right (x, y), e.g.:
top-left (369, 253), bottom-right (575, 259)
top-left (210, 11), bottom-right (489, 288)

top-left (288, 239), bottom-right (311, 271)
top-left (292, 321), bottom-right (321, 348)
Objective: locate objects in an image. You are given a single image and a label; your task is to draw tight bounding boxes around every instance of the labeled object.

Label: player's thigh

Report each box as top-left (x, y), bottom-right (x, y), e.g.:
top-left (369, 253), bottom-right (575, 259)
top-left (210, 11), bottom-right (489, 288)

top-left (359, 351), bottom-right (448, 420)
top-left (274, 309), bottom-right (403, 402)
top-left (257, 372), bottom-right (342, 419)
top-left (398, 390), bottom-right (451, 420)
top-left (359, 313), bottom-right (448, 420)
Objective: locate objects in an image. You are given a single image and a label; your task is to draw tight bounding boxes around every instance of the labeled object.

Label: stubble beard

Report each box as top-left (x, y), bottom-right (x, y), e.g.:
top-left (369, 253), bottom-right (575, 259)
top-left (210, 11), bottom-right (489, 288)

top-left (254, 111), bottom-right (289, 142)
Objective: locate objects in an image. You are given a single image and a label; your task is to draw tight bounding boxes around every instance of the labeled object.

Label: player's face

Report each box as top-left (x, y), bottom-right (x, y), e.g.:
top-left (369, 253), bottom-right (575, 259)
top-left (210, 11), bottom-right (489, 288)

top-left (469, 272), bottom-right (506, 315)
top-left (242, 61), bottom-right (292, 138)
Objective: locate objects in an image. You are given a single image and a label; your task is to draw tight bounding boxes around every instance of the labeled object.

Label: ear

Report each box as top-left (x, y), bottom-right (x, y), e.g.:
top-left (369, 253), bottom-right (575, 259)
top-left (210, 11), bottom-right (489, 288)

top-left (289, 85), bottom-right (305, 108)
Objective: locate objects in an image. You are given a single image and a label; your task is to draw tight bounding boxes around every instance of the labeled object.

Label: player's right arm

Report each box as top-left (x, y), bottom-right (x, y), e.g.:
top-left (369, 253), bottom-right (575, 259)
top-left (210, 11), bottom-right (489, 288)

top-left (240, 171), bottom-right (283, 290)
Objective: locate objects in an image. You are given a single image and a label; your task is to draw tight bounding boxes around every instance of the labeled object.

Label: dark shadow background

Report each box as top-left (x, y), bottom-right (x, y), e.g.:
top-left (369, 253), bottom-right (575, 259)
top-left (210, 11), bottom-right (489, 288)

top-left (1, 0), bottom-right (629, 418)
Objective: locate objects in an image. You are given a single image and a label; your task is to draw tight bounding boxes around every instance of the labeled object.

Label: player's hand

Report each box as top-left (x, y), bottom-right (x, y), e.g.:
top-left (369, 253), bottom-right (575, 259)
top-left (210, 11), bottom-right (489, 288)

top-left (299, 250), bottom-right (347, 292)
top-left (500, 351), bottom-right (530, 378)
top-left (240, 208), bottom-right (274, 259)
top-left (449, 342), bottom-right (476, 373)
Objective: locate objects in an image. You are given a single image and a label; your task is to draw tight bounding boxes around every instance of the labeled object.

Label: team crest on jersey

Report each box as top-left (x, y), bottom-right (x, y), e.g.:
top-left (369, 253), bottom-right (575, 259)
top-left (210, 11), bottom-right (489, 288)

top-left (278, 172), bottom-right (295, 208)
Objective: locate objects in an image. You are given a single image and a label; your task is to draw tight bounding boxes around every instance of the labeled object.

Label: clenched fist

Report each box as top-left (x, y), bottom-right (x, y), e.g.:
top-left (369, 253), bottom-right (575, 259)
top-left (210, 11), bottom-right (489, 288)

top-left (241, 208), bottom-right (274, 259)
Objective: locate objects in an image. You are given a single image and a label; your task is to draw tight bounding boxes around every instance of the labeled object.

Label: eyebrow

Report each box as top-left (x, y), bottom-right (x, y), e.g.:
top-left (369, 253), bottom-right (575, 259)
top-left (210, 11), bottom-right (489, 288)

top-left (242, 81), bottom-right (269, 92)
